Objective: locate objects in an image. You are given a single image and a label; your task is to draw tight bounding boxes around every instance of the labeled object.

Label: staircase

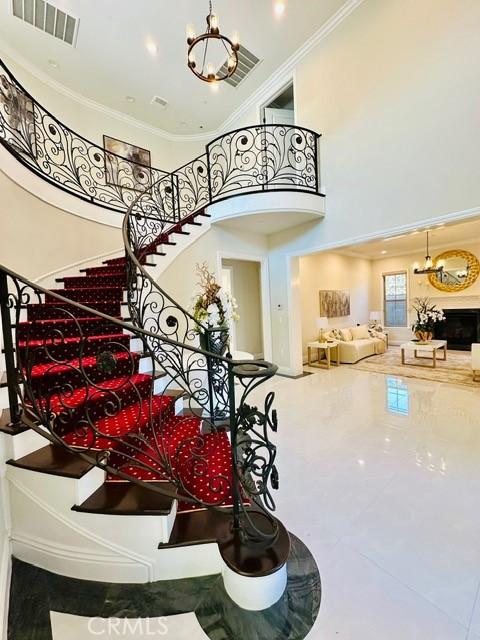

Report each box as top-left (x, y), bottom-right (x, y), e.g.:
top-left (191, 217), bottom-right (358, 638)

top-left (0, 55), bottom-right (322, 611)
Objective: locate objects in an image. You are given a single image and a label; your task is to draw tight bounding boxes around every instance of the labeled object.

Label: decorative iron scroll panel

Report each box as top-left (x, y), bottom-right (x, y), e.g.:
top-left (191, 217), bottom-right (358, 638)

top-left (0, 59), bottom-right (321, 222)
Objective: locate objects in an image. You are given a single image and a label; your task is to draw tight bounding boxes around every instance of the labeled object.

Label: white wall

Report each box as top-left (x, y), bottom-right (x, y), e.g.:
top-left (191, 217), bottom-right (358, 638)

top-left (299, 252), bottom-right (371, 360)
top-left (157, 226), bottom-right (269, 313)
top-left (222, 259), bottom-right (263, 357)
top-left (267, 0), bottom-right (480, 374)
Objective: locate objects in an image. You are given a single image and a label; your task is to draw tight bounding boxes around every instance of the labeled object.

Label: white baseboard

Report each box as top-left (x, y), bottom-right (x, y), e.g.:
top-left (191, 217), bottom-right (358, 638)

top-left (0, 537), bottom-right (11, 640)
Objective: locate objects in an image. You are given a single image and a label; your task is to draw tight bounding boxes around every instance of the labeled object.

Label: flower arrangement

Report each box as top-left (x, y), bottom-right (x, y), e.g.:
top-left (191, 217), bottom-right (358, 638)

top-left (192, 262), bottom-right (239, 332)
top-left (411, 297), bottom-right (445, 342)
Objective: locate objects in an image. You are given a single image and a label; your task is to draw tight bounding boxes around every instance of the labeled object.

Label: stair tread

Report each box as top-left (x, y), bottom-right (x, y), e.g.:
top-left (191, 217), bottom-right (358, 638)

top-left (72, 481), bottom-right (174, 516)
top-left (7, 444), bottom-right (94, 479)
top-left (18, 331), bottom-right (128, 348)
top-left (30, 350), bottom-right (139, 378)
top-left (0, 409), bottom-right (30, 435)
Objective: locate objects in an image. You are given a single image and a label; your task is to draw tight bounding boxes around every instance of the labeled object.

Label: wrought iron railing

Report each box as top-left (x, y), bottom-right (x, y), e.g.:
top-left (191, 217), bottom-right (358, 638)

top-left (0, 264), bottom-right (280, 544)
top-left (0, 58), bottom-right (322, 222)
top-left (0, 55), bottom-right (324, 550)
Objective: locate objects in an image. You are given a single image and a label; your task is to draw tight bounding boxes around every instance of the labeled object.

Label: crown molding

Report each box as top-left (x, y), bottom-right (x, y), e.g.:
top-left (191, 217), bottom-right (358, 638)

top-left (0, 0), bottom-right (364, 144)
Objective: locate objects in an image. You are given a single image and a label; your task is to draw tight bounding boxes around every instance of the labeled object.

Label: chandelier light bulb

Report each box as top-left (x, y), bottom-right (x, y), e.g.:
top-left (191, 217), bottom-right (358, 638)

top-left (228, 55), bottom-right (236, 70)
top-left (425, 256), bottom-right (433, 269)
top-left (210, 14), bottom-right (219, 32)
top-left (231, 31), bottom-right (240, 47)
top-left (186, 24), bottom-right (196, 43)
top-left (188, 51), bottom-right (196, 67)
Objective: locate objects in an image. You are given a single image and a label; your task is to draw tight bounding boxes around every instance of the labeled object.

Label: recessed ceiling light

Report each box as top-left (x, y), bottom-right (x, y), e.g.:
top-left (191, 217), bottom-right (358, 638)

top-left (126, 96), bottom-right (135, 103)
top-left (199, 125), bottom-right (204, 129)
top-left (381, 250), bottom-right (387, 255)
top-left (274, 1), bottom-right (286, 16)
top-left (145, 39), bottom-right (158, 55)
top-left (48, 59), bottom-right (59, 68)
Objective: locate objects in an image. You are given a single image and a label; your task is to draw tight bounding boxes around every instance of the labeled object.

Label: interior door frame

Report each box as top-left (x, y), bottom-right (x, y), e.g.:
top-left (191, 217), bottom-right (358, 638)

top-left (258, 74), bottom-right (296, 125)
top-left (216, 251), bottom-right (272, 362)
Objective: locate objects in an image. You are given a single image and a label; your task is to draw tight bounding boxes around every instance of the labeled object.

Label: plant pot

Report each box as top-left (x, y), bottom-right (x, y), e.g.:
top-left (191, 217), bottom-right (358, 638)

top-left (199, 328), bottom-right (229, 356)
top-left (415, 330), bottom-right (433, 342)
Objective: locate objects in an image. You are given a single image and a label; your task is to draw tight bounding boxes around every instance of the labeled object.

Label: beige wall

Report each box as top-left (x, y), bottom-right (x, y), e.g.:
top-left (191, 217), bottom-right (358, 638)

top-left (0, 170), bottom-right (121, 280)
top-left (299, 252), bottom-right (371, 359)
top-left (223, 259), bottom-right (263, 357)
top-left (157, 226), bottom-right (268, 313)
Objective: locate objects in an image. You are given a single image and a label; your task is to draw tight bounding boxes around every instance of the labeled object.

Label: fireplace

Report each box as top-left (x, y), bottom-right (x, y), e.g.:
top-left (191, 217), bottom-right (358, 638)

top-left (434, 308), bottom-right (480, 350)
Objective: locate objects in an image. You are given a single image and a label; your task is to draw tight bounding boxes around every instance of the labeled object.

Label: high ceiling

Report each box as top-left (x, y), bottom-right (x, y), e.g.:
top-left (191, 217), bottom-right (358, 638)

top-left (0, 0), bottom-right (348, 135)
top-left (338, 217), bottom-right (480, 260)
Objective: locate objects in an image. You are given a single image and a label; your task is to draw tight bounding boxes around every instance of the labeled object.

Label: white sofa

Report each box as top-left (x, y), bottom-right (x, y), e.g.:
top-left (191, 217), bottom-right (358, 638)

top-left (325, 325), bottom-right (388, 364)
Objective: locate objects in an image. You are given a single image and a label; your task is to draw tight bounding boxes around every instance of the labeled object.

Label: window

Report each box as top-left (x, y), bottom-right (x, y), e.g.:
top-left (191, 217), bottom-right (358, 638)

top-left (383, 272), bottom-right (407, 327)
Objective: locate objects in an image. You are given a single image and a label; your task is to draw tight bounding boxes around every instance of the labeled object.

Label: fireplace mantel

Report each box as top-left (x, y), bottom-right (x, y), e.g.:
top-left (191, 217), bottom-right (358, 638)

top-left (428, 295), bottom-right (480, 310)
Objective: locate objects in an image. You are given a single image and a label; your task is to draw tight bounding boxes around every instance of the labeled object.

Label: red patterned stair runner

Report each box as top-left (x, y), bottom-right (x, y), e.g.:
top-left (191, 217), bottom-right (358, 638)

top-left (20, 210), bottom-right (234, 511)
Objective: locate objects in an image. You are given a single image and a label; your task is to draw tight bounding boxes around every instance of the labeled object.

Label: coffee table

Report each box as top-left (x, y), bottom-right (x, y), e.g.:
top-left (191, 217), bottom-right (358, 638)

top-left (400, 340), bottom-right (447, 368)
top-left (307, 341), bottom-right (339, 369)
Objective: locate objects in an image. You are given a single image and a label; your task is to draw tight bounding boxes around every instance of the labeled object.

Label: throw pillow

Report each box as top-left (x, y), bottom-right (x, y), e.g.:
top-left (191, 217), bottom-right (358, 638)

top-left (330, 328), bottom-right (341, 339)
top-left (340, 328), bottom-right (353, 341)
top-left (351, 324), bottom-right (370, 340)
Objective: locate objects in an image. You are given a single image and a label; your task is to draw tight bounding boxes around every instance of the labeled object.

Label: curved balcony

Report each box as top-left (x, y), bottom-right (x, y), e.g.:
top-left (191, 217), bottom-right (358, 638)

top-left (0, 58), bottom-right (323, 228)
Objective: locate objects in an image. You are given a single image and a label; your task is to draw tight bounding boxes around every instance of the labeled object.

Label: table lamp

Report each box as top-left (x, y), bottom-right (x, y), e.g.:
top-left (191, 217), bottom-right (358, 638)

top-left (316, 316), bottom-right (329, 342)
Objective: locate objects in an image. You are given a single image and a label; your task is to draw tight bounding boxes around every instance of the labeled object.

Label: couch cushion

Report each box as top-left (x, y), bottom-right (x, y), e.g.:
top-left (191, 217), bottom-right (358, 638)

top-left (351, 324), bottom-right (370, 340)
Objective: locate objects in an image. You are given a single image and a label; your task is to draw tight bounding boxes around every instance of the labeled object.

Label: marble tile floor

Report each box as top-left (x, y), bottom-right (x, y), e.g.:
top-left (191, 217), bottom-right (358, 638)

top-left (250, 366), bottom-right (480, 639)
top-left (8, 366), bottom-right (480, 639)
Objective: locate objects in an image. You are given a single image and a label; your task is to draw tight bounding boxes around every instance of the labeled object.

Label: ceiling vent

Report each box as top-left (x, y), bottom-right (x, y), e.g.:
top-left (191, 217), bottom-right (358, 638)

top-left (218, 45), bottom-right (261, 88)
top-left (12, 0), bottom-right (79, 46)
top-left (150, 95), bottom-right (168, 109)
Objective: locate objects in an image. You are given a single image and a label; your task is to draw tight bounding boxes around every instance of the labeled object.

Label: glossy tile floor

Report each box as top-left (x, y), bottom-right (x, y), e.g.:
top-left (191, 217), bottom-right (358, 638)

top-left (13, 367), bottom-right (480, 639)
top-left (260, 366), bottom-right (480, 639)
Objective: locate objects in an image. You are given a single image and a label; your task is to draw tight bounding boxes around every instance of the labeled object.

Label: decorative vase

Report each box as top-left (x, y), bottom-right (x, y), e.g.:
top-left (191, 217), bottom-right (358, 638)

top-left (415, 330), bottom-right (433, 343)
top-left (199, 328), bottom-right (229, 356)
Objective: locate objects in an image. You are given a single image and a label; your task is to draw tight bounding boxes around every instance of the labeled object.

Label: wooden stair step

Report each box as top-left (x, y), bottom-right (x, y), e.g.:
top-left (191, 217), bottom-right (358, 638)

top-left (7, 444), bottom-right (94, 479)
top-left (0, 409), bottom-right (30, 435)
top-left (72, 481), bottom-right (174, 516)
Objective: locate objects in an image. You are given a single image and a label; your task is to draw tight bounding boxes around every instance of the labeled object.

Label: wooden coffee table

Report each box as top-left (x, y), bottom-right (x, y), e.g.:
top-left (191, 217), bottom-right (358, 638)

top-left (400, 340), bottom-right (447, 368)
top-left (307, 341), bottom-right (340, 369)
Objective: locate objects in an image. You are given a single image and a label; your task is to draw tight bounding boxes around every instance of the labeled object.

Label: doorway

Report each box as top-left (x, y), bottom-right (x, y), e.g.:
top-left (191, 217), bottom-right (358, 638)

top-left (262, 81), bottom-right (295, 125)
top-left (221, 258), bottom-right (264, 359)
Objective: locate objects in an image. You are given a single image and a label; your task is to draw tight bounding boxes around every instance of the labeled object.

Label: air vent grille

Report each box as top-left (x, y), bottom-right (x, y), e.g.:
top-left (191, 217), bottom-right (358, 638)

top-left (218, 45), bottom-right (260, 88)
top-left (150, 95), bottom-right (168, 109)
top-left (12, 0), bottom-right (79, 46)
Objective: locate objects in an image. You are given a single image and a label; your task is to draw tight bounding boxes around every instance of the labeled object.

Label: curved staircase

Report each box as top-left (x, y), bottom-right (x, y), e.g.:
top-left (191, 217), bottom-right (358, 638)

top-left (0, 54), bottom-right (322, 614)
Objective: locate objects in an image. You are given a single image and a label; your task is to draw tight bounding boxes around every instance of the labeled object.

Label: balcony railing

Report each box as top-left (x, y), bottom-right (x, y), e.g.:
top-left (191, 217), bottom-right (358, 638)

top-left (0, 58), bottom-right (322, 223)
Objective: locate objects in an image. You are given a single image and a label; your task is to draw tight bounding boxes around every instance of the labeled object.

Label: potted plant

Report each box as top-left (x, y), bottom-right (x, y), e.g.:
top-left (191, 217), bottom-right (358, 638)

top-left (192, 262), bottom-right (239, 354)
top-left (411, 297), bottom-right (445, 343)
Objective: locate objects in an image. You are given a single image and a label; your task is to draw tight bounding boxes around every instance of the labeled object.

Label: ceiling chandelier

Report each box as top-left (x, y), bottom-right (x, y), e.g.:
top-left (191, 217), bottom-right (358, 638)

top-left (186, 1), bottom-right (240, 84)
top-left (414, 231), bottom-right (444, 275)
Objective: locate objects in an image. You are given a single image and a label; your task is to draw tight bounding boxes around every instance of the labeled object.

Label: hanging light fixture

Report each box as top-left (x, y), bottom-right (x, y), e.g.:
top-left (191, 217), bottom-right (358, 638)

top-left (187, 1), bottom-right (240, 84)
top-left (414, 231), bottom-right (444, 275)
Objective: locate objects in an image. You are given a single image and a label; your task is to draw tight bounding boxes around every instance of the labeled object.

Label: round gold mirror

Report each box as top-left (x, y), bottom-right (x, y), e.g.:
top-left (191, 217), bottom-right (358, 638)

top-left (428, 249), bottom-right (480, 292)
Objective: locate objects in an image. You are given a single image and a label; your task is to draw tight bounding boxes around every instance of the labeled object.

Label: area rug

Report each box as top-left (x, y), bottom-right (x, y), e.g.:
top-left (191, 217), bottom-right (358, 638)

top-left (351, 346), bottom-right (480, 389)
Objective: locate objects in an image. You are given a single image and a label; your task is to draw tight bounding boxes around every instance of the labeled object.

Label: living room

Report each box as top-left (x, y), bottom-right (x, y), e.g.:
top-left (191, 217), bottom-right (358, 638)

top-left (299, 217), bottom-right (480, 384)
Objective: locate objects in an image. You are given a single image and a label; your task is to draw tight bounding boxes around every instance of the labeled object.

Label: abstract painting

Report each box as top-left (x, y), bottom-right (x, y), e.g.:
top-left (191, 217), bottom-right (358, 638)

top-left (319, 290), bottom-right (350, 318)
top-left (0, 74), bottom-right (36, 156)
top-left (103, 135), bottom-right (152, 191)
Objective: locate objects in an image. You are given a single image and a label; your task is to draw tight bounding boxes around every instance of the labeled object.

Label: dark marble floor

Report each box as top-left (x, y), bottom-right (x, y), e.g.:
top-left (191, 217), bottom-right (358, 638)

top-left (8, 534), bottom-right (320, 640)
